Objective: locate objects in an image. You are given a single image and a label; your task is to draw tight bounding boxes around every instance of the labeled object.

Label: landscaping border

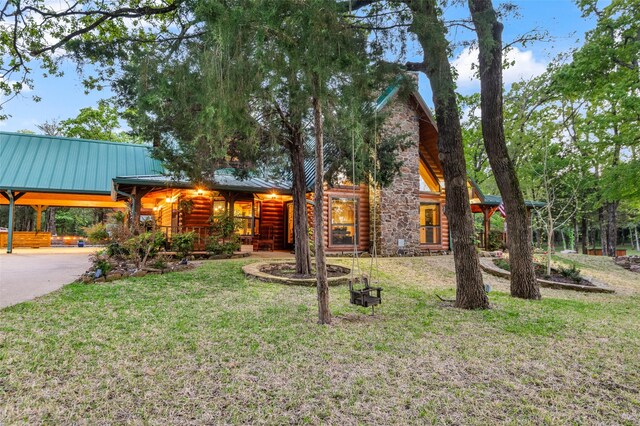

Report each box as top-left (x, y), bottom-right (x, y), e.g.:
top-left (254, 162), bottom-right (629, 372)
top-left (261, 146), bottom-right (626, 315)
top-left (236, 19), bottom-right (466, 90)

top-left (479, 258), bottom-right (615, 294)
top-left (242, 261), bottom-right (351, 286)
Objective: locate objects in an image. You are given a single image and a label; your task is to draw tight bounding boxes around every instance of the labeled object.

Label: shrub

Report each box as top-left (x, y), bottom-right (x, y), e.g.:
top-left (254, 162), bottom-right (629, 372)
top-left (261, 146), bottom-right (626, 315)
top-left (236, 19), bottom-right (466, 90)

top-left (172, 231), bottom-right (196, 260)
top-left (205, 237), bottom-right (240, 255)
top-left (210, 214), bottom-right (241, 241)
top-left (124, 231), bottom-right (166, 267)
top-left (84, 223), bottom-right (109, 244)
top-left (150, 255), bottom-right (169, 271)
top-left (105, 211), bottom-right (131, 243)
top-left (488, 230), bottom-right (506, 251)
top-left (559, 264), bottom-right (581, 282)
top-left (106, 242), bottom-right (129, 258)
top-left (494, 258), bottom-right (510, 271)
top-left (206, 214), bottom-right (241, 255)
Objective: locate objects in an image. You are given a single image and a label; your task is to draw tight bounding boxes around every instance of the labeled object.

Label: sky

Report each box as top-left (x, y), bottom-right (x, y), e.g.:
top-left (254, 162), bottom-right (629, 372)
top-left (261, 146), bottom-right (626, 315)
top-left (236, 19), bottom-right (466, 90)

top-left (1, 0), bottom-right (599, 133)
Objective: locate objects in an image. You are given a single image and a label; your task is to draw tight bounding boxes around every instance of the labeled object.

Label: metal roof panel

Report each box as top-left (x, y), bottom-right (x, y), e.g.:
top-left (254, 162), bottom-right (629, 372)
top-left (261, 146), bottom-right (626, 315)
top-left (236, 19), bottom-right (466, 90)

top-left (0, 132), bottom-right (164, 194)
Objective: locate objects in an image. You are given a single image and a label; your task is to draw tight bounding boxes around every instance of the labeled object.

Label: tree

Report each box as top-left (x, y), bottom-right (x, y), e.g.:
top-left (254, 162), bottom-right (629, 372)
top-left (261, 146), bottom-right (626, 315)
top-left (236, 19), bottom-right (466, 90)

top-left (36, 119), bottom-right (64, 235)
top-left (113, 1), bottom-right (392, 324)
top-left (404, 0), bottom-right (489, 309)
top-left (4, 0), bottom-right (490, 310)
top-left (552, 0), bottom-right (640, 256)
top-left (468, 0), bottom-right (539, 300)
top-left (61, 100), bottom-right (133, 142)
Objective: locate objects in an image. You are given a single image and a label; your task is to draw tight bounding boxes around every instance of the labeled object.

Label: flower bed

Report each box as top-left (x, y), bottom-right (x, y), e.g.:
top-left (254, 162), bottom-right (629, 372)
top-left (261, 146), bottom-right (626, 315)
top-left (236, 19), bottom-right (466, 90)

top-left (243, 261), bottom-right (351, 286)
top-left (479, 258), bottom-right (614, 293)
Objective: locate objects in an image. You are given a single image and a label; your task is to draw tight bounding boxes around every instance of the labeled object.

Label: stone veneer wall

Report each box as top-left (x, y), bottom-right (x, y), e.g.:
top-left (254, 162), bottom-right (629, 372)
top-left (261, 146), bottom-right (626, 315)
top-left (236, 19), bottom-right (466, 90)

top-left (378, 99), bottom-right (422, 256)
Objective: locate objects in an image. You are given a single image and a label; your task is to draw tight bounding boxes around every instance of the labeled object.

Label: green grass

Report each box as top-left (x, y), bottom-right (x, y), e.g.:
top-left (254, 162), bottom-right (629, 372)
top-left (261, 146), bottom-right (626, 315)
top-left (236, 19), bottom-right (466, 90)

top-left (1, 257), bottom-right (639, 424)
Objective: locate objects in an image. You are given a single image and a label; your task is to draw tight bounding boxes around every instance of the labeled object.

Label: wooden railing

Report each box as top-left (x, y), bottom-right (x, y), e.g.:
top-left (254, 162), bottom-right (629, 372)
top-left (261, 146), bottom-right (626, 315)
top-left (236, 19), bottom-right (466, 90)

top-left (0, 231), bottom-right (51, 248)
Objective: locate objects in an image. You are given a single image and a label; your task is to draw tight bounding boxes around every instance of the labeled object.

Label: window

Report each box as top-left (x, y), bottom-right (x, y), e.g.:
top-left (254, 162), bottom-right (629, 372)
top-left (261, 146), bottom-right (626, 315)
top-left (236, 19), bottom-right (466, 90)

top-left (420, 203), bottom-right (441, 245)
top-left (234, 201), bottom-right (253, 236)
top-left (330, 197), bottom-right (358, 246)
top-left (419, 162), bottom-right (440, 193)
top-left (213, 199), bottom-right (226, 217)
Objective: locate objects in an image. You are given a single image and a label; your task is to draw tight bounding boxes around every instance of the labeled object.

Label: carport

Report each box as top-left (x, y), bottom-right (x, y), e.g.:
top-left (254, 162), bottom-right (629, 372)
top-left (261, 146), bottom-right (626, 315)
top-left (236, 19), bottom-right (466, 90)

top-left (0, 131), bottom-right (163, 253)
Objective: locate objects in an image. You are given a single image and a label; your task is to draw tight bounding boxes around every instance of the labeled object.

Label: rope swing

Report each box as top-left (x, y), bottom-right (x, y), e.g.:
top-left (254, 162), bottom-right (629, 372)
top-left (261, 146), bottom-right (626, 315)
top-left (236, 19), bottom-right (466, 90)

top-left (348, 105), bottom-right (382, 314)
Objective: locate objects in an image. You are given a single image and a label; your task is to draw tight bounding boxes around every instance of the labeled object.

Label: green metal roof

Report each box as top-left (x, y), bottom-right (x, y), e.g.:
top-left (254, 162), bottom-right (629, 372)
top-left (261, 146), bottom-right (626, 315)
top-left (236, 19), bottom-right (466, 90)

top-left (0, 131), bottom-right (164, 195)
top-left (113, 172), bottom-right (292, 198)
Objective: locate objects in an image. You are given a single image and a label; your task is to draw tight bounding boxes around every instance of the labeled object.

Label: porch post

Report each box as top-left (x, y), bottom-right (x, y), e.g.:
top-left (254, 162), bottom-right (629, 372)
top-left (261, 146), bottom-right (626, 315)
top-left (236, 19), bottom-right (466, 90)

top-left (483, 206), bottom-right (491, 250)
top-left (31, 205), bottom-right (47, 231)
top-left (2, 190), bottom-right (26, 253)
top-left (7, 190), bottom-right (15, 254)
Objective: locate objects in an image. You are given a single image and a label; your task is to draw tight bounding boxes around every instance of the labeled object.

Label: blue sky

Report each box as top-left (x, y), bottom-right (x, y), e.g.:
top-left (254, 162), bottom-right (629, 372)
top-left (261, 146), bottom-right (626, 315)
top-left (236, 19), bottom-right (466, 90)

top-left (2, 0), bottom-right (599, 133)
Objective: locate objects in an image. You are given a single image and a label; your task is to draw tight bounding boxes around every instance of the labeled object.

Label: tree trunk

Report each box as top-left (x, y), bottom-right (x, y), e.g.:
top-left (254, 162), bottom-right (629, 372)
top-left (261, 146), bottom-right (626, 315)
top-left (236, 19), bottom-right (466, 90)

top-left (607, 201), bottom-right (618, 256)
top-left (581, 216), bottom-right (588, 254)
top-left (407, 0), bottom-right (488, 310)
top-left (635, 226), bottom-right (640, 251)
top-left (599, 206), bottom-right (607, 255)
top-left (312, 90), bottom-right (331, 325)
top-left (289, 131), bottom-right (312, 275)
top-left (47, 207), bottom-right (57, 235)
top-left (573, 217), bottom-right (579, 251)
top-left (546, 207), bottom-right (553, 276)
top-left (468, 0), bottom-right (539, 300)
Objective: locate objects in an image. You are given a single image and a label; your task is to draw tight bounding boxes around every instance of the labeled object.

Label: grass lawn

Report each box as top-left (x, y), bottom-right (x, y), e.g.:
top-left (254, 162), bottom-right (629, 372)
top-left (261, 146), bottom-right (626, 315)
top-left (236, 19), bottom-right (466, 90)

top-left (1, 255), bottom-right (639, 424)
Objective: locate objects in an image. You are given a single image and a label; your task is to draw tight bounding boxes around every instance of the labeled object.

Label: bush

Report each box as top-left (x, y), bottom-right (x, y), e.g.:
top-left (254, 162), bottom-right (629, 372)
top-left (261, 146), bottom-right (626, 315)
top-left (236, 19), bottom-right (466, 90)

top-left (206, 214), bottom-right (242, 255)
top-left (210, 214), bottom-right (241, 240)
top-left (205, 237), bottom-right (240, 255)
top-left (488, 230), bottom-right (506, 251)
top-left (106, 242), bottom-right (129, 258)
top-left (124, 231), bottom-right (166, 267)
top-left (84, 223), bottom-right (109, 244)
top-left (150, 254), bottom-right (169, 271)
top-left (172, 231), bottom-right (195, 260)
top-left (105, 211), bottom-right (131, 243)
top-left (559, 264), bottom-right (581, 282)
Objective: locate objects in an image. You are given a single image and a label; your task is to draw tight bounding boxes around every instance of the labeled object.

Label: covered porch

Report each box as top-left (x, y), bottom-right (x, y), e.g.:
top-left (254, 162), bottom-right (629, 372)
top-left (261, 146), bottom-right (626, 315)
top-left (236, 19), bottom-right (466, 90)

top-left (0, 132), bottom-right (162, 253)
top-left (112, 173), bottom-right (294, 251)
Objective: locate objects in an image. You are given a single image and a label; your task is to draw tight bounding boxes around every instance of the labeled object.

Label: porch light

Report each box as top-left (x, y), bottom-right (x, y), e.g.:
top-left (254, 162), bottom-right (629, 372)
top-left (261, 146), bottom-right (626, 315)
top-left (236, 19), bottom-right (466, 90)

top-left (165, 196), bottom-right (172, 203)
top-left (197, 188), bottom-right (203, 195)
top-left (270, 192), bottom-right (277, 199)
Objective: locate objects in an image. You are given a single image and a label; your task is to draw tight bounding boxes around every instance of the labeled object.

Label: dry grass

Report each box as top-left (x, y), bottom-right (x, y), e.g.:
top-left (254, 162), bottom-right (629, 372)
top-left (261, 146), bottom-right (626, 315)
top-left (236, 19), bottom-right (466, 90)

top-left (1, 255), bottom-right (639, 425)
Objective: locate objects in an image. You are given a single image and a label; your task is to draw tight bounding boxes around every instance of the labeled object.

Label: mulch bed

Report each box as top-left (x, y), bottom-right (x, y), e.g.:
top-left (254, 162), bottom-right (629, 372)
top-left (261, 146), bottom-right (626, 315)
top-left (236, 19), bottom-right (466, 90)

top-left (258, 262), bottom-right (350, 280)
top-left (493, 259), bottom-right (595, 287)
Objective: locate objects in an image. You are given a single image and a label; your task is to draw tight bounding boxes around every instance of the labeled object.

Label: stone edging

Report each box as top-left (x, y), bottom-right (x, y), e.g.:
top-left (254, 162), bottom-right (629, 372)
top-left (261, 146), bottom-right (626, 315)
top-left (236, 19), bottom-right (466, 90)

top-left (479, 258), bottom-right (615, 294)
top-left (242, 261), bottom-right (351, 286)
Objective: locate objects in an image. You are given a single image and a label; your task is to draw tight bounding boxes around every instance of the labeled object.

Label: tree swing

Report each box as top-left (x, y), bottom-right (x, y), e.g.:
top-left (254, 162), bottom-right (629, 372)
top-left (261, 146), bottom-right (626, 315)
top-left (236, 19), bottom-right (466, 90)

top-left (348, 108), bottom-right (382, 314)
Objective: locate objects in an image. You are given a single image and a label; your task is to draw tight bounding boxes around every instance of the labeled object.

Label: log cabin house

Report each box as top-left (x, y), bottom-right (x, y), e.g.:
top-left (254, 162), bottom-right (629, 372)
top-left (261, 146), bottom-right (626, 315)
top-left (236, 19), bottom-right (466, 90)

top-left (0, 81), bottom-right (542, 254)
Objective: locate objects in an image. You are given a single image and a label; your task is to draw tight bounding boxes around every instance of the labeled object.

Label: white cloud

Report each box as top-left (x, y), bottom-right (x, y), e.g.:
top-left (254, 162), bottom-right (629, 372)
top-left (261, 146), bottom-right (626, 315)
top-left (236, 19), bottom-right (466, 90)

top-left (452, 47), bottom-right (548, 92)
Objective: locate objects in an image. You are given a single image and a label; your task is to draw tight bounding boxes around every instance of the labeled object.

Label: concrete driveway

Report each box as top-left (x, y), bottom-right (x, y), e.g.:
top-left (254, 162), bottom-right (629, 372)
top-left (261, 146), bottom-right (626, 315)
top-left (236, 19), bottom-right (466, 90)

top-left (0, 247), bottom-right (95, 309)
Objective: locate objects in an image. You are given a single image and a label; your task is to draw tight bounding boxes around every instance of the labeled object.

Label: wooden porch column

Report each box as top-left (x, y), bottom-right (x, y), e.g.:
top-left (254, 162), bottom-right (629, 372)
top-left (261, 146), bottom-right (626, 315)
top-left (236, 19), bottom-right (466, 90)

top-left (483, 206), bottom-right (491, 250)
top-left (31, 205), bottom-right (48, 231)
top-left (1, 190), bottom-right (26, 254)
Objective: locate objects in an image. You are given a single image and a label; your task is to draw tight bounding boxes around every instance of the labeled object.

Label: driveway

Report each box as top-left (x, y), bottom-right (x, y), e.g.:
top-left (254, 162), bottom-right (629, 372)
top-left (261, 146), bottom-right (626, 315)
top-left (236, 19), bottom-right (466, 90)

top-left (0, 248), bottom-right (94, 309)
